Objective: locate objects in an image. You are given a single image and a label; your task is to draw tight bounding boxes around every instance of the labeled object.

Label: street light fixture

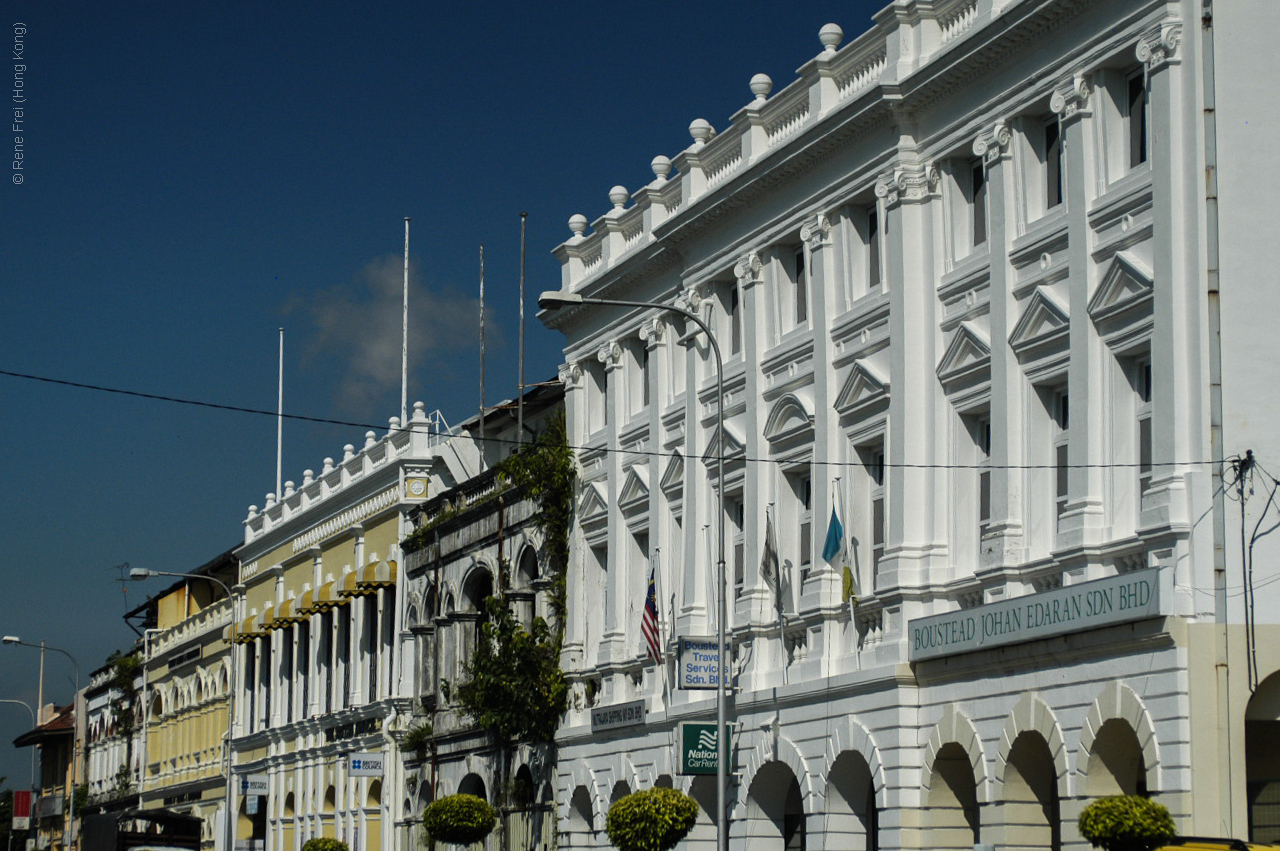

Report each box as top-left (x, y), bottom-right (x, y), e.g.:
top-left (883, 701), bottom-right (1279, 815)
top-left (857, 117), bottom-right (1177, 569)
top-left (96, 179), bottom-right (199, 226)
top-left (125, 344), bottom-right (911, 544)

top-left (129, 568), bottom-right (240, 851)
top-left (4, 637), bottom-right (80, 851)
top-left (539, 289), bottom-right (731, 851)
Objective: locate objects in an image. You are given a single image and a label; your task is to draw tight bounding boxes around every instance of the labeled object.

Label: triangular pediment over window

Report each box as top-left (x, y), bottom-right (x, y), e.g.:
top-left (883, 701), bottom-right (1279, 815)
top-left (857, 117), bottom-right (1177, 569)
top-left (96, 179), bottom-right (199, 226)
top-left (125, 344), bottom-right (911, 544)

top-left (937, 322), bottom-right (991, 385)
top-left (618, 465), bottom-right (650, 512)
top-left (835, 359), bottom-right (890, 417)
top-left (659, 451), bottom-right (685, 498)
top-left (578, 481), bottom-right (608, 522)
top-left (705, 421), bottom-right (746, 461)
top-left (1009, 288), bottom-right (1069, 356)
top-left (1089, 251), bottom-right (1154, 323)
top-left (763, 391), bottom-right (815, 445)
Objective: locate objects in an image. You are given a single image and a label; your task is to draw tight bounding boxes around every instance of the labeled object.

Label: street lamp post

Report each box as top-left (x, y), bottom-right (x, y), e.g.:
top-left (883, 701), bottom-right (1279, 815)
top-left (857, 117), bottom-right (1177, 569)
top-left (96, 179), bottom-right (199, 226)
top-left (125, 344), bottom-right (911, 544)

top-left (129, 568), bottom-right (240, 851)
top-left (3, 638), bottom-right (80, 851)
top-left (1, 698), bottom-right (36, 851)
top-left (539, 289), bottom-right (731, 851)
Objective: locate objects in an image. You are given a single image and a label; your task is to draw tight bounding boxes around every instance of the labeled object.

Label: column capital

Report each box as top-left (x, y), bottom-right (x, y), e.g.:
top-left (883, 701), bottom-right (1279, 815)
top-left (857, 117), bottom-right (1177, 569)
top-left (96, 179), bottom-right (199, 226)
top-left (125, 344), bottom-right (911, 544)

top-left (1136, 21), bottom-right (1182, 72)
top-left (733, 251), bottom-right (764, 289)
top-left (1050, 73), bottom-right (1092, 122)
top-left (639, 317), bottom-right (666, 348)
top-left (972, 119), bottom-right (1012, 166)
top-left (800, 213), bottom-right (833, 248)
top-left (558, 361), bottom-right (583, 389)
top-left (874, 161), bottom-right (939, 208)
top-left (597, 341), bottom-right (624, 371)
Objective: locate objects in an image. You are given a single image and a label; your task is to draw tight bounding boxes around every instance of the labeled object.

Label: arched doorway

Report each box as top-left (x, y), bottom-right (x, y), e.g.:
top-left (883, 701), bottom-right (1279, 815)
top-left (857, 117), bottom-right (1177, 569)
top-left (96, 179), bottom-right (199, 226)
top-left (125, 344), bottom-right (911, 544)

top-left (826, 751), bottom-right (877, 851)
top-left (1002, 731), bottom-right (1060, 851)
top-left (746, 761), bottom-right (805, 851)
top-left (927, 742), bottom-right (980, 851)
top-left (1247, 671), bottom-right (1280, 841)
top-left (1085, 719), bottom-right (1147, 797)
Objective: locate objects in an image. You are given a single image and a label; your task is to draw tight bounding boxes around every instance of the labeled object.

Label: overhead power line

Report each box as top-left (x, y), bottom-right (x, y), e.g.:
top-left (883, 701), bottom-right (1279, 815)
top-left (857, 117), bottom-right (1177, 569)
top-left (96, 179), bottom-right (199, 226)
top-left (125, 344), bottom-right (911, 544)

top-left (0, 366), bottom-right (1228, 473)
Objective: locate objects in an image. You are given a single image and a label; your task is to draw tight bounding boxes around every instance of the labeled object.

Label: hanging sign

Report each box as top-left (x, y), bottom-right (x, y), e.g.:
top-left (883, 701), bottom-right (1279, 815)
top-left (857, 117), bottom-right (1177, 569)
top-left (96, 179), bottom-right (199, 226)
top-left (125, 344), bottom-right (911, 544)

top-left (676, 637), bottom-right (724, 690)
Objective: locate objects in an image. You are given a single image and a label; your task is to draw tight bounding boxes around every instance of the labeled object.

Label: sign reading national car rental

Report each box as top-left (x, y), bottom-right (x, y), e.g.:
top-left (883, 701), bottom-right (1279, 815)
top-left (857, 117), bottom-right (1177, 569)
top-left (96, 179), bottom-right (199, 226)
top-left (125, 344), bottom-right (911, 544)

top-left (908, 568), bottom-right (1162, 661)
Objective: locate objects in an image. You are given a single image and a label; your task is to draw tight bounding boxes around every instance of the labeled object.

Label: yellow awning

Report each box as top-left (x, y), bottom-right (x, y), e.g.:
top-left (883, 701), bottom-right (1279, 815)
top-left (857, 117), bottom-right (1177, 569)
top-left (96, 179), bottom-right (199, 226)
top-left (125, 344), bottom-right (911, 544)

top-left (227, 612), bottom-right (265, 644)
top-left (338, 568), bottom-right (373, 598)
top-left (269, 597), bottom-right (303, 629)
top-left (356, 559), bottom-right (398, 590)
top-left (297, 581), bottom-right (344, 614)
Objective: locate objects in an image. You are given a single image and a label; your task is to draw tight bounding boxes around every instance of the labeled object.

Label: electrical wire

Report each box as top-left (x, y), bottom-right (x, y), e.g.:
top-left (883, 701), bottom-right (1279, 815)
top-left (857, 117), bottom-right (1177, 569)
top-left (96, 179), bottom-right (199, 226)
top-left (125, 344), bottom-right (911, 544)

top-left (0, 367), bottom-right (1227, 474)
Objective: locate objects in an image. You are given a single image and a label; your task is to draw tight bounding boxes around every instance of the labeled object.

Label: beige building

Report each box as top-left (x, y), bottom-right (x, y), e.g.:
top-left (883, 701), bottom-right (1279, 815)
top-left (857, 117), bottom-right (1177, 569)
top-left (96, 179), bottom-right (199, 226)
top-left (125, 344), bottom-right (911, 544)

top-left (229, 403), bottom-right (471, 851)
top-left (128, 549), bottom-right (239, 850)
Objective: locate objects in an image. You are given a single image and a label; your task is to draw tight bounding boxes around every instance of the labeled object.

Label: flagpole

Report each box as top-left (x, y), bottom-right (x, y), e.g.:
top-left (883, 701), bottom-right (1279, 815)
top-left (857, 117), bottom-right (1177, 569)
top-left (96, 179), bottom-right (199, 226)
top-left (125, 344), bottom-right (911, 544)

top-left (275, 327), bottom-right (284, 499)
top-left (402, 216), bottom-right (410, 427)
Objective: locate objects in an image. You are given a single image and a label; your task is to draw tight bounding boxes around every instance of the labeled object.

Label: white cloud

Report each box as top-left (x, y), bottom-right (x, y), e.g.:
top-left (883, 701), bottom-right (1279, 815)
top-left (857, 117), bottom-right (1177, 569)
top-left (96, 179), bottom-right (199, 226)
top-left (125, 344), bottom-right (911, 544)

top-left (299, 255), bottom-right (501, 415)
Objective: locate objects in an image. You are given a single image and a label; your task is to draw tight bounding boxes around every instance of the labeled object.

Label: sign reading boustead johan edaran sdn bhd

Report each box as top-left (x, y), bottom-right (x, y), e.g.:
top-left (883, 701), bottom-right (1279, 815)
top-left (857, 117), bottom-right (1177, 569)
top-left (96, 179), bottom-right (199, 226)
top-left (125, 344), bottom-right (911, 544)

top-left (908, 568), bottom-right (1163, 661)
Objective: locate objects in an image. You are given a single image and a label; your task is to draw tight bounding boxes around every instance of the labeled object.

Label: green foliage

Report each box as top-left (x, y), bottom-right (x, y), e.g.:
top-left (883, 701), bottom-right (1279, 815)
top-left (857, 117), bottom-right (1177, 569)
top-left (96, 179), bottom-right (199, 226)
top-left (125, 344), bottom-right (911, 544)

top-left (402, 722), bottom-right (433, 757)
top-left (302, 839), bottom-right (349, 851)
top-left (73, 783), bottom-right (89, 817)
top-left (421, 794), bottom-right (496, 846)
top-left (494, 410), bottom-right (574, 629)
top-left (1078, 795), bottom-right (1176, 851)
top-left (606, 787), bottom-right (700, 851)
top-left (455, 599), bottom-right (568, 746)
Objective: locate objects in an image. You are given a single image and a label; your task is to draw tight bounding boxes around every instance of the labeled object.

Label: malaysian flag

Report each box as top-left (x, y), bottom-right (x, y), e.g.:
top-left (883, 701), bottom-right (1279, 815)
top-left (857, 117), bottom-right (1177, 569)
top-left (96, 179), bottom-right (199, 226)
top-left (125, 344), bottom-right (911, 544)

top-left (642, 560), bottom-right (662, 663)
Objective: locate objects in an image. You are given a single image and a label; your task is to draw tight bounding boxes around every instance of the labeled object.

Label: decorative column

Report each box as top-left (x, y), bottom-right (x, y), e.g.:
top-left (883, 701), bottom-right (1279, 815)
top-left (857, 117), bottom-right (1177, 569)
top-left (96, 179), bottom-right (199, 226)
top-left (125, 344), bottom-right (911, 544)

top-left (1051, 72), bottom-right (1107, 549)
top-left (972, 120), bottom-right (1025, 574)
top-left (597, 340), bottom-right (628, 670)
top-left (557, 361), bottom-right (587, 672)
top-left (675, 283), bottom-right (713, 637)
top-left (875, 161), bottom-right (946, 593)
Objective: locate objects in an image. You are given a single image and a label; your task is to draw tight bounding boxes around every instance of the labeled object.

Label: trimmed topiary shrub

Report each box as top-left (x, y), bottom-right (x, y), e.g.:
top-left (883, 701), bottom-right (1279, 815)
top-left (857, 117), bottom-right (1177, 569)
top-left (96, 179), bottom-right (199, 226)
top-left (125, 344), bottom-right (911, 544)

top-left (422, 794), bottom-right (497, 846)
top-left (606, 787), bottom-right (700, 851)
top-left (302, 839), bottom-right (348, 851)
top-left (1078, 795), bottom-right (1176, 851)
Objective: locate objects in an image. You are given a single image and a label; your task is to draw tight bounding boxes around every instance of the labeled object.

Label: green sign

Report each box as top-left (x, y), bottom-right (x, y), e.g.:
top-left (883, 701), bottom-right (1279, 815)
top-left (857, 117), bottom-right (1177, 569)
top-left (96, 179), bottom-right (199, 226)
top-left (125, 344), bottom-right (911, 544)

top-left (678, 722), bottom-right (726, 775)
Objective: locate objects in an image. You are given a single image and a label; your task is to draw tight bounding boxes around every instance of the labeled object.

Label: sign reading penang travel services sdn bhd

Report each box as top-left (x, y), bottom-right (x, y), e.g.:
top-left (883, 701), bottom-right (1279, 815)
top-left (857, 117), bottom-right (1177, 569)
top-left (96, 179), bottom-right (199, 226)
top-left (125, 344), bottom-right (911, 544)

top-left (908, 567), bottom-right (1163, 661)
top-left (349, 752), bottom-right (385, 777)
top-left (677, 637), bottom-right (724, 690)
top-left (677, 722), bottom-right (727, 775)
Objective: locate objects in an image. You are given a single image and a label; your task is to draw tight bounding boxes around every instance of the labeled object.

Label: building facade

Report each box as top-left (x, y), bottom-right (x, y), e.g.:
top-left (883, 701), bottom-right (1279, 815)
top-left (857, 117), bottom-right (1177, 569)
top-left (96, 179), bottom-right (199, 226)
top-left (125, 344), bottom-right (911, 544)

top-left (127, 549), bottom-right (239, 850)
top-left (83, 655), bottom-right (142, 815)
top-left (13, 704), bottom-right (77, 851)
top-left (400, 384), bottom-right (565, 851)
top-left (540, 0), bottom-right (1280, 848)
top-left (229, 403), bottom-right (468, 851)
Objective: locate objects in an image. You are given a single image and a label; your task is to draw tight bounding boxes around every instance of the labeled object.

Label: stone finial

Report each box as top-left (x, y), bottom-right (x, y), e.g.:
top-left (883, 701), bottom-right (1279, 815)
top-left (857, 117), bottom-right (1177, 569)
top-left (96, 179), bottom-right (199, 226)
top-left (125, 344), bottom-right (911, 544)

top-left (689, 118), bottom-right (716, 146)
top-left (322, 457), bottom-right (335, 474)
top-left (609, 186), bottom-right (630, 209)
top-left (750, 73), bottom-right (773, 102)
top-left (568, 214), bottom-right (589, 238)
top-left (651, 155), bottom-right (672, 182)
top-left (247, 505), bottom-right (259, 520)
top-left (284, 481), bottom-right (296, 498)
top-left (364, 430), bottom-right (377, 448)
top-left (389, 416), bottom-right (401, 432)
top-left (819, 23), bottom-right (844, 52)
top-left (303, 469), bottom-right (314, 486)
top-left (343, 444), bottom-right (355, 462)
top-left (265, 492), bottom-right (277, 508)
top-left (413, 401), bottom-right (426, 421)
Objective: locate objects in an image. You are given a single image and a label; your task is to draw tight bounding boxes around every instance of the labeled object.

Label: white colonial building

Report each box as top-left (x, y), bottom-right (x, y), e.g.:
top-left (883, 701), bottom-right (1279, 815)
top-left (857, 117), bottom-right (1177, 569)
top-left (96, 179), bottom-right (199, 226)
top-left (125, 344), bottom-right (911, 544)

top-left (540, 0), bottom-right (1280, 848)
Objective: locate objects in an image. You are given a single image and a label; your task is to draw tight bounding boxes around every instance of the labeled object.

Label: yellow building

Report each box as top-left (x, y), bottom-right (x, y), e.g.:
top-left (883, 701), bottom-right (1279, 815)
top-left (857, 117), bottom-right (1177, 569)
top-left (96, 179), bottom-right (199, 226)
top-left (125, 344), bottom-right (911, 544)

top-left (129, 549), bottom-right (239, 850)
top-left (229, 404), bottom-right (470, 851)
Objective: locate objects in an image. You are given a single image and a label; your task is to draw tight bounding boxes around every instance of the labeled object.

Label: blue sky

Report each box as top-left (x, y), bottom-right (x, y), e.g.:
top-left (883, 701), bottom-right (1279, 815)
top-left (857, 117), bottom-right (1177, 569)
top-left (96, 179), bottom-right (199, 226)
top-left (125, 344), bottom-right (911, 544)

top-left (0, 1), bottom-right (884, 785)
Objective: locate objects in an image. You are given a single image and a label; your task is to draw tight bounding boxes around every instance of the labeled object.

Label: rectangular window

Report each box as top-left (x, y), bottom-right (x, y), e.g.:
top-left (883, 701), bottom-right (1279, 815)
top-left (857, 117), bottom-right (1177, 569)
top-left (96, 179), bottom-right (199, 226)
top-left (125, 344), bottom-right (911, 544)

top-left (867, 207), bottom-right (881, 290)
top-left (1138, 360), bottom-right (1153, 497)
top-left (858, 443), bottom-right (886, 586)
top-left (970, 159), bottom-right (988, 247)
top-left (975, 416), bottom-right (993, 540)
top-left (799, 474), bottom-right (812, 579)
top-left (1127, 72), bottom-right (1148, 168)
top-left (729, 287), bottom-right (742, 355)
top-left (792, 246), bottom-right (808, 325)
top-left (729, 497), bottom-right (745, 596)
top-left (1053, 390), bottom-right (1070, 528)
top-left (1045, 119), bottom-right (1063, 209)
top-left (641, 347), bottom-right (650, 409)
